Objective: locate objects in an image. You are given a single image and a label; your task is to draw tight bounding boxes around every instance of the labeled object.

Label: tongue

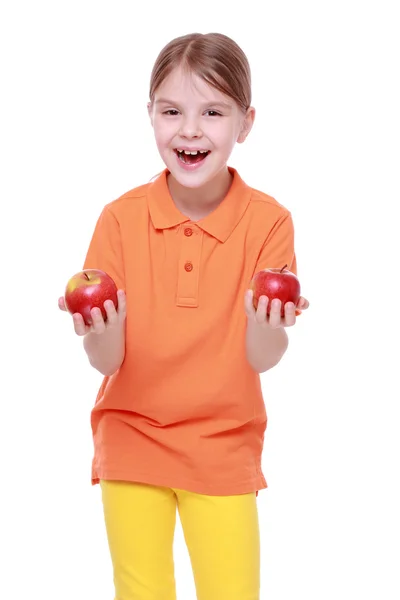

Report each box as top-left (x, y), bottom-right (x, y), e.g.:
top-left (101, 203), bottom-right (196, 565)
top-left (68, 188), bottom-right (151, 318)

top-left (183, 152), bottom-right (206, 164)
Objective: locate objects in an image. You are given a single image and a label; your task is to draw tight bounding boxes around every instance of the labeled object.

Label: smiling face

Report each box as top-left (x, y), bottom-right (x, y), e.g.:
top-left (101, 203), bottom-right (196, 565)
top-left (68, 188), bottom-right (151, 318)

top-left (147, 66), bottom-right (255, 191)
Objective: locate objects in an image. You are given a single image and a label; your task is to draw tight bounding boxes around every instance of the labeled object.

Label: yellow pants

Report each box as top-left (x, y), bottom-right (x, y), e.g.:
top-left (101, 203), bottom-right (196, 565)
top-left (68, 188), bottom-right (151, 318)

top-left (100, 480), bottom-right (260, 600)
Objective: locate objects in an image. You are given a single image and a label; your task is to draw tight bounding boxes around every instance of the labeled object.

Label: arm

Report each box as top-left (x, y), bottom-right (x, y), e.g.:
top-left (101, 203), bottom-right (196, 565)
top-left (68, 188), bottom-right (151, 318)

top-left (246, 316), bottom-right (288, 373)
top-left (81, 206), bottom-right (126, 376)
top-left (81, 291), bottom-right (127, 376)
top-left (246, 212), bottom-right (296, 373)
top-left (83, 317), bottom-right (126, 376)
top-left (59, 289), bottom-right (127, 377)
top-left (244, 293), bottom-right (309, 374)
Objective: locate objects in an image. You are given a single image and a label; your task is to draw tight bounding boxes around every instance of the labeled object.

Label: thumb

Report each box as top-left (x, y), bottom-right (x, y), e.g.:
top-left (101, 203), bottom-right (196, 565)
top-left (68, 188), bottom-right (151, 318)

top-left (58, 297), bottom-right (67, 311)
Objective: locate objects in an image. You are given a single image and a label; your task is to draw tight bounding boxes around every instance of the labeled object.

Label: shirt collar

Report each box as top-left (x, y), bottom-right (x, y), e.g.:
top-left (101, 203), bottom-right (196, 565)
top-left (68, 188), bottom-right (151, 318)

top-left (147, 167), bottom-right (252, 243)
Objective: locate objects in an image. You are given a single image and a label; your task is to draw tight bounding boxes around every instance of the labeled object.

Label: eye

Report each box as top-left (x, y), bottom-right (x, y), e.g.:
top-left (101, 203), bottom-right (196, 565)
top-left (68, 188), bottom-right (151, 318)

top-left (163, 110), bottom-right (179, 116)
top-left (205, 110), bottom-right (221, 117)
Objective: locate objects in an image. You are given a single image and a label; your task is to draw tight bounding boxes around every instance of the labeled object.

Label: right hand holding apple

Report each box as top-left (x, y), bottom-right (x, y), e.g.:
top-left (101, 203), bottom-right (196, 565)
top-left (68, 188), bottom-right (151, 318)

top-left (59, 268), bottom-right (126, 336)
top-left (58, 289), bottom-right (126, 336)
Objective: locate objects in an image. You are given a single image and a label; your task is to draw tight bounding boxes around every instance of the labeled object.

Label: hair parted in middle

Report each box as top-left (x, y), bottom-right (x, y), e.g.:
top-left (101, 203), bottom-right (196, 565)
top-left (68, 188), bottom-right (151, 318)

top-left (149, 32), bottom-right (252, 113)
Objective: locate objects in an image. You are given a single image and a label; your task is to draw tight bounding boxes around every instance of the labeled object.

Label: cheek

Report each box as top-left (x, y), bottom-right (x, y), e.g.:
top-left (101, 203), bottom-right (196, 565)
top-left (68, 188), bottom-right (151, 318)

top-left (153, 120), bottom-right (175, 147)
top-left (205, 121), bottom-right (239, 145)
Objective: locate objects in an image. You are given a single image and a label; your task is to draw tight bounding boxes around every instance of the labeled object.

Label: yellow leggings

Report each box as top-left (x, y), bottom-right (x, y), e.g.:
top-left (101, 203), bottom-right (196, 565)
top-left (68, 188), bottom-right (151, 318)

top-left (100, 480), bottom-right (260, 600)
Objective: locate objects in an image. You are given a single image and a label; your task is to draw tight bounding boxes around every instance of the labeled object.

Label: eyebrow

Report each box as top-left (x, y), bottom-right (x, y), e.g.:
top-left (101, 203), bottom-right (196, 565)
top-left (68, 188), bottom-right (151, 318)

top-left (155, 98), bottom-right (232, 110)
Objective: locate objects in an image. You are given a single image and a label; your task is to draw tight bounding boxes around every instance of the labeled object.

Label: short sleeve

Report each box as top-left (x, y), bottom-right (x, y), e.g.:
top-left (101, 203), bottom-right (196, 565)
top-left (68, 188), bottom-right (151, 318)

top-left (253, 211), bottom-right (297, 277)
top-left (83, 205), bottom-right (125, 291)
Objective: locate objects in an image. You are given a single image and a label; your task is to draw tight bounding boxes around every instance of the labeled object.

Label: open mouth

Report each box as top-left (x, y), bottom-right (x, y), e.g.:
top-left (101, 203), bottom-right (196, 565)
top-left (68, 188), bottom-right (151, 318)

top-left (174, 149), bottom-right (211, 165)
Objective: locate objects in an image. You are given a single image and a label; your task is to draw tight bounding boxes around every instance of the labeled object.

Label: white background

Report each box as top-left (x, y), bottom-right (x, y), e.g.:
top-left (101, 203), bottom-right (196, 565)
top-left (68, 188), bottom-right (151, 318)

top-left (1, 1), bottom-right (399, 598)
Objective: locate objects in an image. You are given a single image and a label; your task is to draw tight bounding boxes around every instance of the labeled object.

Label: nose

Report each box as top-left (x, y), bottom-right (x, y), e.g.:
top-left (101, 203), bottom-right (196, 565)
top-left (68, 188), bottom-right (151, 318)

top-left (179, 115), bottom-right (202, 138)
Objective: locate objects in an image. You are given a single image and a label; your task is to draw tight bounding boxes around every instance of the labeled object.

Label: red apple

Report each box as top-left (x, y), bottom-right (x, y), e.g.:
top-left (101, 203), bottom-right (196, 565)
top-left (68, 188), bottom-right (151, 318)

top-left (250, 264), bottom-right (301, 316)
top-left (64, 269), bottom-right (118, 326)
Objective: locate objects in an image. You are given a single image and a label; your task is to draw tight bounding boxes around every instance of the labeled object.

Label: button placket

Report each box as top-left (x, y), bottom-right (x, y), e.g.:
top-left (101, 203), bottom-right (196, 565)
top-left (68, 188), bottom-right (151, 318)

top-left (176, 225), bottom-right (202, 307)
top-left (183, 226), bottom-right (194, 272)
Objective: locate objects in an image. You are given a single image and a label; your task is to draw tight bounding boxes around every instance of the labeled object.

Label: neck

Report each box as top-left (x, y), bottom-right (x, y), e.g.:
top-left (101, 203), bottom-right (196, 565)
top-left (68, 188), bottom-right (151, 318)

top-left (167, 167), bottom-right (233, 221)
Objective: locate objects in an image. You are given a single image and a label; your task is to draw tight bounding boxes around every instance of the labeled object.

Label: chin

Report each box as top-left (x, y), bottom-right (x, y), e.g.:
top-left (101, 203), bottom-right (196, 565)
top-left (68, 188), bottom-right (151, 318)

top-left (173, 174), bottom-right (209, 188)
top-left (164, 153), bottom-right (227, 188)
top-left (172, 171), bottom-right (213, 189)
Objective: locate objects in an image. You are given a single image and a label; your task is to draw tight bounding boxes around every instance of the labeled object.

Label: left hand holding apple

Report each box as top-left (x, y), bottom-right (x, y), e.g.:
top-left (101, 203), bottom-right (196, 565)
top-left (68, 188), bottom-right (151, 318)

top-left (245, 289), bottom-right (309, 329)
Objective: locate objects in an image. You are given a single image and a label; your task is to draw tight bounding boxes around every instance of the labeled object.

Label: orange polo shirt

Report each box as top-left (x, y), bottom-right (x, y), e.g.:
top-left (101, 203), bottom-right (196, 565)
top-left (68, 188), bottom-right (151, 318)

top-left (83, 166), bottom-right (297, 496)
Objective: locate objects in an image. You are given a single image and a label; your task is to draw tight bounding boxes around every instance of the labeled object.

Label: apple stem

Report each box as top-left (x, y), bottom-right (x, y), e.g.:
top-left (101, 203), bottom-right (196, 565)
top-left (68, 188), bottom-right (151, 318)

top-left (280, 264), bottom-right (288, 273)
top-left (84, 272), bottom-right (89, 280)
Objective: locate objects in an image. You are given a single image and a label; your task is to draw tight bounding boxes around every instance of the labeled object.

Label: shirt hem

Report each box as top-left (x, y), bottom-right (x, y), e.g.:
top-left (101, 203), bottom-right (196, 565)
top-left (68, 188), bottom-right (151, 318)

top-left (91, 468), bottom-right (267, 496)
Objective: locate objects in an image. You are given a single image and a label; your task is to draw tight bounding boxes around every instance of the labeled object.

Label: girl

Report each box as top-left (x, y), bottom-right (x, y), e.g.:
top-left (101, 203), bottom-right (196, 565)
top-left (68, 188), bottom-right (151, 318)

top-left (59, 32), bottom-right (309, 600)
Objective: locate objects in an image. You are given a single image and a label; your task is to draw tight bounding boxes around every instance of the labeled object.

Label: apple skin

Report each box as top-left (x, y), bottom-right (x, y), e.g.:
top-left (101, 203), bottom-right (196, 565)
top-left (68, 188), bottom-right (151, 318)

top-left (250, 266), bottom-right (301, 317)
top-left (64, 269), bottom-right (118, 326)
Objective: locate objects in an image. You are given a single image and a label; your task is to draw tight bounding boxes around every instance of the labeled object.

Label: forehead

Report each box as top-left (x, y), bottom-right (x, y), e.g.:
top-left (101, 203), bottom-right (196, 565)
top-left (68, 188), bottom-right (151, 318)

top-left (154, 66), bottom-right (231, 106)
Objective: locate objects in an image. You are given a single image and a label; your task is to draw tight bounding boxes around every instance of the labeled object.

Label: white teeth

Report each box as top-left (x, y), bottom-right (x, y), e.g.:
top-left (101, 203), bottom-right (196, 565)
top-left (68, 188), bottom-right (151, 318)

top-left (176, 149), bottom-right (209, 154)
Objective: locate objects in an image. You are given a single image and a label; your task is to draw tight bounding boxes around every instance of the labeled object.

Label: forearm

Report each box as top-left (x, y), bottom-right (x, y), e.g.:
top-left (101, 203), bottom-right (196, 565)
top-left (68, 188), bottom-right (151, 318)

top-left (83, 321), bottom-right (126, 376)
top-left (245, 319), bottom-right (288, 373)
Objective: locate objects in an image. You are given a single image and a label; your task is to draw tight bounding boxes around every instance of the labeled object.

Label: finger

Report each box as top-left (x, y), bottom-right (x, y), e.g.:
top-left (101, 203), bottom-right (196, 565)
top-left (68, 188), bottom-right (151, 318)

top-left (116, 289), bottom-right (127, 320)
top-left (104, 299), bottom-right (118, 325)
top-left (90, 307), bottom-right (106, 334)
top-left (58, 297), bottom-right (67, 311)
top-left (268, 298), bottom-right (282, 328)
top-left (244, 289), bottom-right (256, 318)
top-left (255, 295), bottom-right (268, 324)
top-left (283, 302), bottom-right (296, 327)
top-left (72, 313), bottom-right (89, 336)
top-left (297, 296), bottom-right (309, 310)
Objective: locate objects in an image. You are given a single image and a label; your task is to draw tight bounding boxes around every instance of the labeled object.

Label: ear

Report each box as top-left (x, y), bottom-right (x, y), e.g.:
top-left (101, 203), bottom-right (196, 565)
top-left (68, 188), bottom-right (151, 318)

top-left (237, 107), bottom-right (256, 144)
top-left (147, 102), bottom-right (153, 126)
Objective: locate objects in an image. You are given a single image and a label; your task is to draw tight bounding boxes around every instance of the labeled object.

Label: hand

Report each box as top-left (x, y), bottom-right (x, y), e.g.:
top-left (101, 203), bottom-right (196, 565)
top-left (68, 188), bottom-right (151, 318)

top-left (58, 289), bottom-right (127, 336)
top-left (245, 290), bottom-right (309, 329)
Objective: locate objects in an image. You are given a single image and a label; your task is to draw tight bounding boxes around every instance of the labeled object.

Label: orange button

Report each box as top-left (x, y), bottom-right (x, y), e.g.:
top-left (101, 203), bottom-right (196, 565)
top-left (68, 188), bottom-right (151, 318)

top-left (184, 227), bottom-right (193, 237)
top-left (184, 262), bottom-right (193, 272)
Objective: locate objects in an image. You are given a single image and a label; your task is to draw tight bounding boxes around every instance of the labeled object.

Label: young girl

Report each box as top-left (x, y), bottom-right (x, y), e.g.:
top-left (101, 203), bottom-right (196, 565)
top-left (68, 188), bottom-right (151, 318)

top-left (59, 32), bottom-right (309, 600)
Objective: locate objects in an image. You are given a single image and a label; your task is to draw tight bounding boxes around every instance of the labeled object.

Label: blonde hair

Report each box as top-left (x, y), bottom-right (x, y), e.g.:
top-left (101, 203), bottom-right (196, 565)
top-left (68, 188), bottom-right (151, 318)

top-left (149, 32), bottom-right (252, 113)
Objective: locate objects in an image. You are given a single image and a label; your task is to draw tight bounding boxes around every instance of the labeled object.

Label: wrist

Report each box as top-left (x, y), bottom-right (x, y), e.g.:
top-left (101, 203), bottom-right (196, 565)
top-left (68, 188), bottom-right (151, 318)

top-left (245, 319), bottom-right (288, 373)
top-left (83, 322), bottom-right (126, 376)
